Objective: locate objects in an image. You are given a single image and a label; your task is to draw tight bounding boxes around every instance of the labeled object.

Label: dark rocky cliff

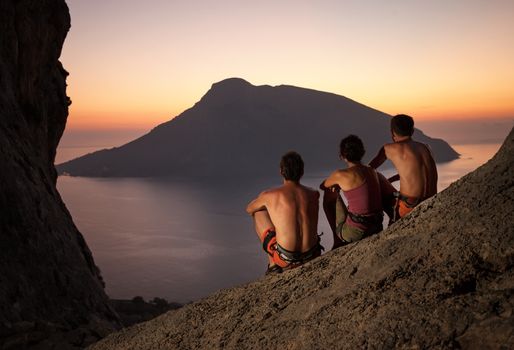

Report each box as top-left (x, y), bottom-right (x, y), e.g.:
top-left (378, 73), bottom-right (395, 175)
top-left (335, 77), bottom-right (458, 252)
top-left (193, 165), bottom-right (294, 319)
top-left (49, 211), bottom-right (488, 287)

top-left (90, 128), bottom-right (514, 349)
top-left (0, 1), bottom-right (119, 348)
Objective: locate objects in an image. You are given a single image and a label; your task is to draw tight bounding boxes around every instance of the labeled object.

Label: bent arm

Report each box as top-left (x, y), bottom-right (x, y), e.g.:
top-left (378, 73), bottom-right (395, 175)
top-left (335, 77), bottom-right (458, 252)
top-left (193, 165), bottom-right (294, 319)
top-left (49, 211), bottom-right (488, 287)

top-left (320, 170), bottom-right (342, 192)
top-left (246, 192), bottom-right (267, 215)
top-left (369, 146), bottom-right (387, 169)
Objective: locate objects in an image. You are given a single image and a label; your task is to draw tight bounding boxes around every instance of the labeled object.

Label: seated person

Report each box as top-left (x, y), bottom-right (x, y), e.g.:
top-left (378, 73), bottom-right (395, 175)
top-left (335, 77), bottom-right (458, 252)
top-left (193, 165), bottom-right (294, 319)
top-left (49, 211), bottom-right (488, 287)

top-left (369, 114), bottom-right (438, 221)
top-left (246, 151), bottom-right (322, 274)
top-left (321, 135), bottom-right (394, 249)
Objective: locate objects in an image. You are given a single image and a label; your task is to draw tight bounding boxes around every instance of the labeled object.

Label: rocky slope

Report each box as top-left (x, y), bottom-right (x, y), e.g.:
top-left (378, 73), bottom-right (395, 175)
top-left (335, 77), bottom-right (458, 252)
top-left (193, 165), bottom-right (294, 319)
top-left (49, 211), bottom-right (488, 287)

top-left (90, 128), bottom-right (514, 349)
top-left (57, 78), bottom-right (458, 178)
top-left (0, 1), bottom-right (119, 348)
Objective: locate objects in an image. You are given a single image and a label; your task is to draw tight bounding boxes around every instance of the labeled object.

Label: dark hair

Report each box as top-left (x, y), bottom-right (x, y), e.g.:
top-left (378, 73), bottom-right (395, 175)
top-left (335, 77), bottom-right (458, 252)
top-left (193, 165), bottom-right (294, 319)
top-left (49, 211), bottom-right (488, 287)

top-left (339, 135), bottom-right (365, 162)
top-left (391, 114), bottom-right (414, 136)
top-left (280, 151), bottom-right (304, 182)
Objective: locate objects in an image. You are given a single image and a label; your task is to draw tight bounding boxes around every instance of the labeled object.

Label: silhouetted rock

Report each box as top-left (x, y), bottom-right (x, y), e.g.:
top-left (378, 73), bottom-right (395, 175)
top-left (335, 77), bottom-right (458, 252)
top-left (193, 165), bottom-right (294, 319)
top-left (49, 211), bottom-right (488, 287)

top-left (0, 1), bottom-right (120, 348)
top-left (57, 78), bottom-right (458, 178)
top-left (111, 297), bottom-right (182, 328)
top-left (89, 129), bottom-right (513, 349)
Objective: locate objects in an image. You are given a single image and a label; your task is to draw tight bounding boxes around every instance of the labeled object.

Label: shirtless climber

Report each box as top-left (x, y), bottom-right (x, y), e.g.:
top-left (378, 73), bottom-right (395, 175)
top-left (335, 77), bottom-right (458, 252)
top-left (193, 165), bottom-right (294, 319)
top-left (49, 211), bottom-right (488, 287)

top-left (246, 151), bottom-right (322, 274)
top-left (369, 114), bottom-right (438, 222)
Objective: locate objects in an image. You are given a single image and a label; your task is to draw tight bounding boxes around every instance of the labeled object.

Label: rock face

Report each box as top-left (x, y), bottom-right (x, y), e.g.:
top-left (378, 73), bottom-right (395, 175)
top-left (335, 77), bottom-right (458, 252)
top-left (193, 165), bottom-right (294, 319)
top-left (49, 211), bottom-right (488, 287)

top-left (90, 128), bottom-right (514, 349)
top-left (0, 1), bottom-right (119, 348)
top-left (57, 78), bottom-right (458, 178)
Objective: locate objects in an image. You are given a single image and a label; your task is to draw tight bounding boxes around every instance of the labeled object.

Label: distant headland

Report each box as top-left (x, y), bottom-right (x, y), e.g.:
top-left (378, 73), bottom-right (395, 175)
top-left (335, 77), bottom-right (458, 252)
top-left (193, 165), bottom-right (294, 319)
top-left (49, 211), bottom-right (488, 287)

top-left (57, 78), bottom-right (458, 178)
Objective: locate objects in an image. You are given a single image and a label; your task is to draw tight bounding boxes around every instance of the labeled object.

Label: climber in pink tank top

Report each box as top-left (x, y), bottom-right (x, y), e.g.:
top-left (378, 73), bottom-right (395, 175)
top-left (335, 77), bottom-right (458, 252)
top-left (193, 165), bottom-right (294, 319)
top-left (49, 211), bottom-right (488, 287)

top-left (320, 135), bottom-right (395, 249)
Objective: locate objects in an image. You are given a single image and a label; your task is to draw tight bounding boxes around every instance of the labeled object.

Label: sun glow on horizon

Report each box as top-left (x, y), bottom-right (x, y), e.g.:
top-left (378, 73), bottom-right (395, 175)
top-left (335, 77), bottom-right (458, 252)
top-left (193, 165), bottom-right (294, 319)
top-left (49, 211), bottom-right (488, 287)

top-left (62, 0), bottom-right (514, 130)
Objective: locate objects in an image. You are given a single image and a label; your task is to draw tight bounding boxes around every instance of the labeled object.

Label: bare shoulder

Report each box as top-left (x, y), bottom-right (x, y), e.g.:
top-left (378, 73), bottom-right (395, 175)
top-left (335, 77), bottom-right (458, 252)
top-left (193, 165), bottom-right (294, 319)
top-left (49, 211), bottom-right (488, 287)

top-left (384, 142), bottom-right (402, 153)
top-left (302, 184), bottom-right (320, 198)
top-left (254, 186), bottom-right (280, 202)
top-left (261, 186), bottom-right (282, 197)
top-left (332, 168), bottom-right (352, 179)
top-left (414, 140), bottom-right (433, 153)
top-left (384, 142), bottom-right (408, 160)
top-left (331, 168), bottom-right (353, 182)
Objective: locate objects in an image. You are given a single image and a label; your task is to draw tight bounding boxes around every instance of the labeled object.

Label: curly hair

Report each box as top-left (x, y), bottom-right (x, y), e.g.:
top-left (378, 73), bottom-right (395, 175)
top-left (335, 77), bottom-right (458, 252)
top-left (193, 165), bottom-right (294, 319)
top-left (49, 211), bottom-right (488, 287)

top-left (339, 135), bottom-right (365, 162)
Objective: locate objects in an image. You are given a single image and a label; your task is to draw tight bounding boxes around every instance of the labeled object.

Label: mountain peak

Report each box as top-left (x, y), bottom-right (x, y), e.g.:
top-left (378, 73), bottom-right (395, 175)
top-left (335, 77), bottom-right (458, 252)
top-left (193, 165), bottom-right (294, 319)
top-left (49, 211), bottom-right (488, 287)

top-left (199, 78), bottom-right (257, 106)
top-left (211, 77), bottom-right (253, 90)
top-left (57, 80), bottom-right (459, 177)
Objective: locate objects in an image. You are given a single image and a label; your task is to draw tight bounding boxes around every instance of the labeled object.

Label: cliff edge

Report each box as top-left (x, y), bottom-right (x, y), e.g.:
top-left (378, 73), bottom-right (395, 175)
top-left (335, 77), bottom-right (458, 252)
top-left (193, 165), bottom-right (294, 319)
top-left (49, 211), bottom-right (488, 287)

top-left (0, 1), bottom-right (119, 348)
top-left (91, 128), bottom-right (514, 349)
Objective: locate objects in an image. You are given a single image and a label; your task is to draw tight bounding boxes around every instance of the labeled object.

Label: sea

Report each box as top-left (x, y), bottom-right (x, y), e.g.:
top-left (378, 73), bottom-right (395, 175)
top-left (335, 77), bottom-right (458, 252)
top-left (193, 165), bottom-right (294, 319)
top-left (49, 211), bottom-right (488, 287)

top-left (56, 119), bottom-right (513, 303)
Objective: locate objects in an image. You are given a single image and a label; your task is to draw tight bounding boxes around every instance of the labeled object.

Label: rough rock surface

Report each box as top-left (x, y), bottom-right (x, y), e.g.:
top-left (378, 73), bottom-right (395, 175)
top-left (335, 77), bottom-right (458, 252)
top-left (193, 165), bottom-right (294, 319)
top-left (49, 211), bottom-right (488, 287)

top-left (0, 1), bottom-right (119, 348)
top-left (90, 128), bottom-right (514, 349)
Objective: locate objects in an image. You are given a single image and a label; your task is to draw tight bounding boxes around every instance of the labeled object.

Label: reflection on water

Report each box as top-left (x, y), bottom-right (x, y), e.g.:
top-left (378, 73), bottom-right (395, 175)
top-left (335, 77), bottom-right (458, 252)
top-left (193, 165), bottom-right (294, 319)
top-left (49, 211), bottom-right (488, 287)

top-left (59, 177), bottom-right (272, 303)
top-left (437, 144), bottom-right (501, 190)
top-left (57, 143), bottom-right (501, 303)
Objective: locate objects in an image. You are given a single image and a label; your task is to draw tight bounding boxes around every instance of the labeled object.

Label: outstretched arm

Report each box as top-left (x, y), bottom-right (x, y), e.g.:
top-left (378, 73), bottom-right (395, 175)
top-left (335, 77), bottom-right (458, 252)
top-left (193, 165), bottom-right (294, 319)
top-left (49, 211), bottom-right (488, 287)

top-left (369, 146), bottom-right (387, 169)
top-left (377, 172), bottom-right (396, 222)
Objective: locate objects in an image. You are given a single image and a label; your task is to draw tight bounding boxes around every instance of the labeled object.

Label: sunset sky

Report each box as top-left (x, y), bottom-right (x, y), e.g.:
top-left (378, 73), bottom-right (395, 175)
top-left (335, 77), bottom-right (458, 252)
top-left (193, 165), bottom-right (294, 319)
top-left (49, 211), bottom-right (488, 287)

top-left (61, 0), bottom-right (514, 130)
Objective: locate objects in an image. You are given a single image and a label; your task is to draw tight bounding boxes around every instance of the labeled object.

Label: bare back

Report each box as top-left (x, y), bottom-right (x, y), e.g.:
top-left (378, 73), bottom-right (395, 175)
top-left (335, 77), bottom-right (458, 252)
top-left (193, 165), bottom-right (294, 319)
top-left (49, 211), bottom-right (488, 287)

top-left (324, 165), bottom-right (375, 192)
top-left (264, 182), bottom-right (319, 253)
top-left (386, 140), bottom-right (438, 198)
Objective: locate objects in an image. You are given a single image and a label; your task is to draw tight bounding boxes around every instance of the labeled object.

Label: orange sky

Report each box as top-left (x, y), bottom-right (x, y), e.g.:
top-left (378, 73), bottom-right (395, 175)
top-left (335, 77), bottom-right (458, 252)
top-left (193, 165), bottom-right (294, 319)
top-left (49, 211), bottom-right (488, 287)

top-left (61, 0), bottom-right (514, 130)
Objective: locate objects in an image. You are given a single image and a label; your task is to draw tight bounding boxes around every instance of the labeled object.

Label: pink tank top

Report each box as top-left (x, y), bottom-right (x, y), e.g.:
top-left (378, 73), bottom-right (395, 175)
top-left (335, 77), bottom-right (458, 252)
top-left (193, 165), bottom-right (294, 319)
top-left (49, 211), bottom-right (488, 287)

top-left (342, 167), bottom-right (382, 230)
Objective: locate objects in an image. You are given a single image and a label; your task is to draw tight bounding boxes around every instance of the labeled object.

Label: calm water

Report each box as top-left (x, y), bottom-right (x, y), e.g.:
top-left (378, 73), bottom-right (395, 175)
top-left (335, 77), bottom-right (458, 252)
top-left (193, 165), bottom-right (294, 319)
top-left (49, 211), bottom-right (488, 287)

top-left (56, 141), bottom-right (504, 303)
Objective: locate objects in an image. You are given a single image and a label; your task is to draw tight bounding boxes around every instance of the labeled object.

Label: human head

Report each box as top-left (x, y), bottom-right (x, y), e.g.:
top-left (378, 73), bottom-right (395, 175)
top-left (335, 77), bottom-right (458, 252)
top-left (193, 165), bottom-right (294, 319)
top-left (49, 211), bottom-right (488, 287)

top-left (339, 135), bottom-right (365, 163)
top-left (280, 151), bottom-right (304, 182)
top-left (390, 114), bottom-right (414, 137)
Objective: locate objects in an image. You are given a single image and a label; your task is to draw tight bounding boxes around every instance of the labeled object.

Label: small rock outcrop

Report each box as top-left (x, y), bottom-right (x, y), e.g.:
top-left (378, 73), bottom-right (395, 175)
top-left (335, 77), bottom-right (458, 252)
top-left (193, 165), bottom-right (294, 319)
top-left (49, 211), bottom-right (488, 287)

top-left (90, 128), bottom-right (514, 349)
top-left (0, 1), bottom-right (119, 348)
top-left (57, 78), bottom-right (458, 178)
